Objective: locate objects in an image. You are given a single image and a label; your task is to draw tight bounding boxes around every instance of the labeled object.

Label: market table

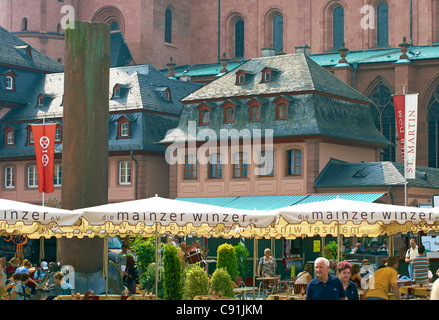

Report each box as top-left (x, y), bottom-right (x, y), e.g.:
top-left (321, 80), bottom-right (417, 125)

top-left (399, 284), bottom-right (431, 298)
top-left (267, 294), bottom-right (305, 300)
top-left (233, 287), bottom-right (258, 300)
top-left (54, 294), bottom-right (157, 300)
top-left (193, 295), bottom-right (239, 300)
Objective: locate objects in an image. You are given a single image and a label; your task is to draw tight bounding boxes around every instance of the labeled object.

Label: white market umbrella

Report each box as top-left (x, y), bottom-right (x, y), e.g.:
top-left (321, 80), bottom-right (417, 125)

top-left (0, 197), bottom-right (82, 237)
top-left (77, 195), bottom-right (278, 298)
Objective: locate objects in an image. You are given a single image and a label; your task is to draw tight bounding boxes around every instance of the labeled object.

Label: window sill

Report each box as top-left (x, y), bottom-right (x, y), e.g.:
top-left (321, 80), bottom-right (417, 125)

top-left (164, 42), bottom-right (178, 49)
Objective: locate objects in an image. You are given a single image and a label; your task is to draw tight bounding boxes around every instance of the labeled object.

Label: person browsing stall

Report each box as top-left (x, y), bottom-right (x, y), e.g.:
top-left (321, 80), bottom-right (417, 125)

top-left (258, 248), bottom-right (276, 277)
top-left (306, 257), bottom-right (347, 300)
top-left (364, 256), bottom-right (400, 300)
top-left (337, 261), bottom-right (359, 300)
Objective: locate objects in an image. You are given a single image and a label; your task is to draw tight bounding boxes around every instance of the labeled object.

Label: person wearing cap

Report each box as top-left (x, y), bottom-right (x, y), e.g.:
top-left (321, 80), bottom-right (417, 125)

top-left (34, 261), bottom-right (49, 284)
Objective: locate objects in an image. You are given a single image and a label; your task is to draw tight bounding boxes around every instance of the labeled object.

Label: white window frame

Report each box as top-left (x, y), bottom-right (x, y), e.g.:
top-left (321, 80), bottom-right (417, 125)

top-left (119, 161), bottom-right (131, 185)
top-left (5, 76), bottom-right (13, 90)
top-left (6, 131), bottom-right (14, 145)
top-left (120, 122), bottom-right (129, 137)
top-left (28, 165), bottom-right (39, 188)
top-left (5, 166), bottom-right (15, 189)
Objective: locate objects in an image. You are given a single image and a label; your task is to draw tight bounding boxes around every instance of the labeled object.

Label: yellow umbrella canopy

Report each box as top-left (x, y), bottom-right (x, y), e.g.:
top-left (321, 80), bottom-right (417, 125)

top-left (76, 196), bottom-right (277, 237)
top-left (270, 198), bottom-right (439, 237)
top-left (0, 198), bottom-right (81, 237)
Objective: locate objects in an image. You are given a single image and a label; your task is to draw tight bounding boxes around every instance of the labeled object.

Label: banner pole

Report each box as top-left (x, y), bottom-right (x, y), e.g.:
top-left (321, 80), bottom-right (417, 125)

top-left (403, 86), bottom-right (407, 207)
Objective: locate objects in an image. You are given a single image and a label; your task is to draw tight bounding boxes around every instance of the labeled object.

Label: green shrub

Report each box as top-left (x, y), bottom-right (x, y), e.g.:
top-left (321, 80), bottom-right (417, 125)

top-left (216, 243), bottom-right (238, 279)
top-left (210, 268), bottom-right (235, 298)
top-left (182, 264), bottom-right (209, 300)
top-left (140, 263), bottom-right (164, 298)
top-left (163, 243), bottom-right (183, 300)
top-left (234, 243), bottom-right (250, 277)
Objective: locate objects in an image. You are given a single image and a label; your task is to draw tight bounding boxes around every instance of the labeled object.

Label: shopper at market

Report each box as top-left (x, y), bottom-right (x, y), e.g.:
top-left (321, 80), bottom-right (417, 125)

top-left (337, 261), bottom-right (359, 300)
top-left (258, 248), bottom-right (276, 277)
top-left (295, 263), bottom-right (313, 285)
top-left (123, 254), bottom-right (138, 295)
top-left (405, 238), bottom-right (418, 280)
top-left (412, 245), bottom-right (430, 286)
top-left (306, 257), bottom-right (347, 300)
top-left (350, 263), bottom-right (362, 288)
top-left (364, 256), bottom-right (400, 300)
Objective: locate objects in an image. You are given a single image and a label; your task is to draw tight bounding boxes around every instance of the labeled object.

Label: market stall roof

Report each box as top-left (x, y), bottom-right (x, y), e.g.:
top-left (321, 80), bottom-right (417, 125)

top-left (176, 193), bottom-right (385, 210)
top-left (0, 198), bottom-right (81, 238)
top-left (75, 195), bottom-right (277, 238)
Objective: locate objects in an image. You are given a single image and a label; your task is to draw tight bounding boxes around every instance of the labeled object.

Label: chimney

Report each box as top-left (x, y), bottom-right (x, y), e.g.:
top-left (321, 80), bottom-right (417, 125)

top-left (219, 52), bottom-right (229, 73)
top-left (295, 44), bottom-right (311, 57)
top-left (166, 57), bottom-right (176, 78)
top-left (261, 47), bottom-right (275, 57)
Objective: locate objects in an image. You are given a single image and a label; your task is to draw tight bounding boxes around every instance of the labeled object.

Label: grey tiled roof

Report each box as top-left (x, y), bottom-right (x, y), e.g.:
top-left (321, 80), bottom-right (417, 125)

top-left (181, 53), bottom-right (370, 104)
top-left (315, 159), bottom-right (439, 189)
top-left (0, 26), bottom-right (63, 73)
top-left (0, 64), bottom-right (201, 157)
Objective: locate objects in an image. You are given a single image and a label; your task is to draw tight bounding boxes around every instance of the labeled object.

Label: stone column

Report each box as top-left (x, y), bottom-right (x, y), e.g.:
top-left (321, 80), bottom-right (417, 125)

top-left (60, 21), bottom-right (110, 277)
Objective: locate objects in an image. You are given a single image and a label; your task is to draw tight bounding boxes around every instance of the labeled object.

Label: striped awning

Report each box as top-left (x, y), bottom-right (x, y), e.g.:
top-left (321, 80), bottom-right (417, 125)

top-left (176, 193), bottom-right (386, 211)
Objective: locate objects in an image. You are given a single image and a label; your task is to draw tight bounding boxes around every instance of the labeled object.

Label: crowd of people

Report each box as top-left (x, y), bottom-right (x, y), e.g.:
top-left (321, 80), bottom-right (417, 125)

top-left (0, 251), bottom-right (72, 300)
top-left (259, 238), bottom-right (439, 300)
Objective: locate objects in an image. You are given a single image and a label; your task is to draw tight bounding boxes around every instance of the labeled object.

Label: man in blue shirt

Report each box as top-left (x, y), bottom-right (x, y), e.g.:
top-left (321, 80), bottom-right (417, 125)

top-left (306, 257), bottom-right (347, 300)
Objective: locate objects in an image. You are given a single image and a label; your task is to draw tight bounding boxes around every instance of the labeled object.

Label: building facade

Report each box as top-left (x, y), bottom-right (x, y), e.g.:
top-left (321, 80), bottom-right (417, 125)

top-left (0, 26), bottom-right (201, 204)
top-left (2, 0), bottom-right (439, 67)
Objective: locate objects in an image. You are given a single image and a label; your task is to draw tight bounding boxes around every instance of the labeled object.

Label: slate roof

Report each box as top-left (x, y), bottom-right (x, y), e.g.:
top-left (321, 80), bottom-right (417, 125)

top-left (160, 53), bottom-right (390, 147)
top-left (0, 26), bottom-right (63, 73)
top-left (181, 53), bottom-right (370, 104)
top-left (0, 64), bottom-right (201, 157)
top-left (315, 158), bottom-right (439, 189)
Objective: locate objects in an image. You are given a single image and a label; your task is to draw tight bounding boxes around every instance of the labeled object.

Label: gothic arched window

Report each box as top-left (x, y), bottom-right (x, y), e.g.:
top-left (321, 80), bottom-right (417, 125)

top-left (377, 2), bottom-right (389, 47)
top-left (165, 8), bottom-right (173, 43)
top-left (428, 84), bottom-right (439, 168)
top-left (333, 6), bottom-right (344, 50)
top-left (368, 82), bottom-right (395, 161)
top-left (235, 19), bottom-right (245, 58)
top-left (273, 14), bottom-right (284, 54)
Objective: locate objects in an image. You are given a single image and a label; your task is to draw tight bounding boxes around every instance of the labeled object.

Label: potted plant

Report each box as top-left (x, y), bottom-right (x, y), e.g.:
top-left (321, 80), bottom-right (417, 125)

top-left (163, 243), bottom-right (183, 300)
top-left (182, 264), bottom-right (209, 300)
top-left (234, 243), bottom-right (250, 278)
top-left (216, 243), bottom-right (238, 279)
top-left (210, 268), bottom-right (235, 298)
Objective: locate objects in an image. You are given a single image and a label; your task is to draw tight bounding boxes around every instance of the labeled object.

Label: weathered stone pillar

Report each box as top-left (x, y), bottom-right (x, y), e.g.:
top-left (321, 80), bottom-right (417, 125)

top-left (60, 21), bottom-right (110, 278)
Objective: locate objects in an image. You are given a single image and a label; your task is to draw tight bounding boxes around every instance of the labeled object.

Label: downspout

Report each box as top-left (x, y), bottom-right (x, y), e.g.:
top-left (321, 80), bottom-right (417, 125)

top-left (351, 62), bottom-right (359, 88)
top-left (130, 151), bottom-right (139, 200)
top-left (388, 186), bottom-right (395, 205)
top-left (410, 0), bottom-right (413, 45)
top-left (218, 0), bottom-right (221, 62)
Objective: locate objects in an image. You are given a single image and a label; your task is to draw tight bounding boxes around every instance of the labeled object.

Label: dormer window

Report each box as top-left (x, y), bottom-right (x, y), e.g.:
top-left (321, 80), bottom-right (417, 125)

top-left (26, 126), bottom-right (34, 145)
top-left (247, 99), bottom-right (262, 122)
top-left (117, 116), bottom-right (130, 139)
top-left (197, 103), bottom-right (211, 125)
top-left (37, 93), bottom-right (44, 107)
top-left (165, 88), bottom-right (171, 101)
top-left (221, 101), bottom-right (236, 124)
top-left (4, 127), bottom-right (15, 147)
top-left (236, 70), bottom-right (246, 85)
top-left (5, 77), bottom-right (13, 90)
top-left (113, 84), bottom-right (121, 98)
top-left (274, 96), bottom-right (289, 120)
top-left (4, 71), bottom-right (16, 92)
top-left (261, 67), bottom-right (275, 83)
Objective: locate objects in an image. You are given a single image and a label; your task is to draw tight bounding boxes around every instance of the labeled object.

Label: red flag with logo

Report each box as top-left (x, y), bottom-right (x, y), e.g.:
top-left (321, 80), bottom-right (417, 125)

top-left (31, 124), bottom-right (56, 193)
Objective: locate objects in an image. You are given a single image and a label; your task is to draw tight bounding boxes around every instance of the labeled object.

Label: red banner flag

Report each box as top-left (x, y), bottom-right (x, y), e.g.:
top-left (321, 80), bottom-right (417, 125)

top-left (31, 124), bottom-right (56, 193)
top-left (393, 95), bottom-right (406, 161)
